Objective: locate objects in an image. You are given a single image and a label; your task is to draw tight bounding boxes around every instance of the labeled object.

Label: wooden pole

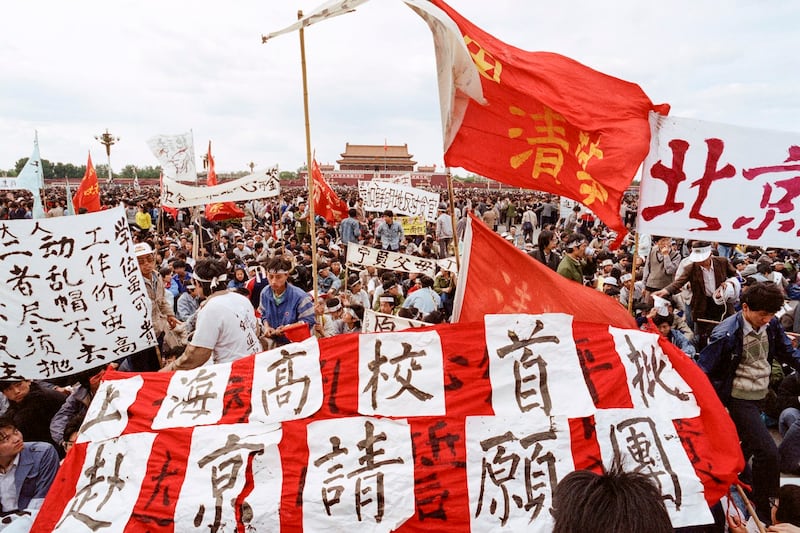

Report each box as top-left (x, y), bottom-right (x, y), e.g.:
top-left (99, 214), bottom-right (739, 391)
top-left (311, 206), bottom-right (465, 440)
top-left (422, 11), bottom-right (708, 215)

top-left (298, 10), bottom-right (320, 306)
top-left (446, 167), bottom-right (460, 272)
top-left (734, 484), bottom-right (767, 533)
top-left (628, 232), bottom-right (639, 316)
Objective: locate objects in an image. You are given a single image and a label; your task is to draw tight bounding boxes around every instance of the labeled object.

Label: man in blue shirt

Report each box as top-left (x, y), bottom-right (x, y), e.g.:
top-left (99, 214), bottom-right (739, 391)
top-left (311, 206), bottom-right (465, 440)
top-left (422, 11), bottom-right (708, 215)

top-left (259, 257), bottom-right (316, 346)
top-left (375, 210), bottom-right (404, 251)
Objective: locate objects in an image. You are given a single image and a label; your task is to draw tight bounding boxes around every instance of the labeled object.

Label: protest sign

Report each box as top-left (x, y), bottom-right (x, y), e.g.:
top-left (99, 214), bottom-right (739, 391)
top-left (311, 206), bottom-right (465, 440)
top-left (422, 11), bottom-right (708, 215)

top-left (161, 167), bottom-right (280, 208)
top-left (35, 315), bottom-right (740, 531)
top-left (358, 180), bottom-right (440, 222)
top-left (399, 215), bottom-right (426, 236)
top-left (346, 244), bottom-right (438, 278)
top-left (362, 309), bottom-right (429, 333)
top-left (638, 113), bottom-right (800, 248)
top-left (0, 205), bottom-right (156, 380)
top-left (146, 131), bottom-right (198, 183)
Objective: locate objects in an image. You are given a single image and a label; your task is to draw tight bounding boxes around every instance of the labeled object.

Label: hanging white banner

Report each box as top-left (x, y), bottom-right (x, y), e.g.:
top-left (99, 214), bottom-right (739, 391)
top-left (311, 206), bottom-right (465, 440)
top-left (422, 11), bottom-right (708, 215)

top-left (146, 131), bottom-right (198, 183)
top-left (638, 113), bottom-right (800, 248)
top-left (161, 167), bottom-right (281, 208)
top-left (358, 180), bottom-right (440, 222)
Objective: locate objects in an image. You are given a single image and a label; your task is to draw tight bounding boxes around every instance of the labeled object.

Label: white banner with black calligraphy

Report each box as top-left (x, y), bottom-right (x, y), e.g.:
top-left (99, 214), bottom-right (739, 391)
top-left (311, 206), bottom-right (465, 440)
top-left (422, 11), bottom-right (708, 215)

top-left (0, 205), bottom-right (156, 381)
top-left (303, 417), bottom-right (415, 533)
top-left (638, 113), bottom-right (800, 248)
top-left (358, 181), bottom-right (440, 222)
top-left (485, 314), bottom-right (595, 418)
top-left (161, 168), bottom-right (281, 208)
top-left (361, 309), bottom-right (429, 333)
top-left (77, 375), bottom-right (145, 444)
top-left (146, 131), bottom-right (198, 183)
top-left (346, 245), bottom-right (438, 278)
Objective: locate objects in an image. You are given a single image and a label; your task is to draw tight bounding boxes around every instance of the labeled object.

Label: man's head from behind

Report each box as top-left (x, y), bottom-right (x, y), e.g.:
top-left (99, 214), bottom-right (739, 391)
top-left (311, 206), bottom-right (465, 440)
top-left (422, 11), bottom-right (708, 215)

top-left (552, 467), bottom-right (672, 533)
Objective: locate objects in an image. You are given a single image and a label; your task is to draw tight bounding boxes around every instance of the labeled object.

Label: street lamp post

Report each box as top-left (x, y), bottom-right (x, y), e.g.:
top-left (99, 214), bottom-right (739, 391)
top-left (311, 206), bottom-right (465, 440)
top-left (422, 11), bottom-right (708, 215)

top-left (248, 161), bottom-right (256, 174)
top-left (95, 129), bottom-right (119, 184)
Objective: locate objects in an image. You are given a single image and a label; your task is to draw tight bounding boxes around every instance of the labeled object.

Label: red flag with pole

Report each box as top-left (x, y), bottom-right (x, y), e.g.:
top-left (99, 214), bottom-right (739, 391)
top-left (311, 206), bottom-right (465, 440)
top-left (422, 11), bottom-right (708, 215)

top-left (72, 153), bottom-right (102, 213)
top-left (311, 156), bottom-right (348, 223)
top-left (205, 141), bottom-right (245, 222)
top-left (426, 0), bottom-right (669, 245)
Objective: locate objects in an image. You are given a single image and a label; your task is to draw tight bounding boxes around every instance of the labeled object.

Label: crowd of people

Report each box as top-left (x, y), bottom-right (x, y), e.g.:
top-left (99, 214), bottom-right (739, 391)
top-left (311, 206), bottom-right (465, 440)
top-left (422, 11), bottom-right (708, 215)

top-left (4, 182), bottom-right (800, 530)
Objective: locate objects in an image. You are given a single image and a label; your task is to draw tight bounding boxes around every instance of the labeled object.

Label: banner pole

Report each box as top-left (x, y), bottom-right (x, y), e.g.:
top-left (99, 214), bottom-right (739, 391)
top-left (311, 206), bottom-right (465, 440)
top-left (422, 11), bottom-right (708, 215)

top-left (298, 10), bottom-right (320, 306)
top-left (628, 231), bottom-right (639, 316)
top-left (446, 167), bottom-right (460, 272)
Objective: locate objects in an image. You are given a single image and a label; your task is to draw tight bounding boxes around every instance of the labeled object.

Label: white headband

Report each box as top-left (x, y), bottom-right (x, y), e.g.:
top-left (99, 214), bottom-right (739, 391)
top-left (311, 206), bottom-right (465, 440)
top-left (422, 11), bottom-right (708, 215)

top-left (192, 272), bottom-right (228, 289)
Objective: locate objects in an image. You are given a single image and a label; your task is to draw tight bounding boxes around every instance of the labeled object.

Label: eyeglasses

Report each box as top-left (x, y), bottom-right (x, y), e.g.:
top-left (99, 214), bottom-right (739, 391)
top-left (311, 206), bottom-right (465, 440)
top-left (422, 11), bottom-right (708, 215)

top-left (0, 428), bottom-right (20, 443)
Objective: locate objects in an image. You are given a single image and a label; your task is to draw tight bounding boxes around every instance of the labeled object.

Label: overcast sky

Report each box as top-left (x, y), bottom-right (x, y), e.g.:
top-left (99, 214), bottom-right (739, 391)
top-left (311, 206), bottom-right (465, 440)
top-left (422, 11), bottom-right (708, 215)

top-left (1, 1), bottom-right (797, 175)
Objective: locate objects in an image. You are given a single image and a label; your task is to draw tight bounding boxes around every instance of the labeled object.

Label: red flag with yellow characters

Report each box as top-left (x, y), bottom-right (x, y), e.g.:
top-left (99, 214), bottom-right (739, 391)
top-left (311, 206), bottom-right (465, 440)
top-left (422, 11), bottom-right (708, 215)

top-left (311, 156), bottom-right (349, 223)
top-left (72, 152), bottom-right (102, 213)
top-left (427, 0), bottom-right (669, 244)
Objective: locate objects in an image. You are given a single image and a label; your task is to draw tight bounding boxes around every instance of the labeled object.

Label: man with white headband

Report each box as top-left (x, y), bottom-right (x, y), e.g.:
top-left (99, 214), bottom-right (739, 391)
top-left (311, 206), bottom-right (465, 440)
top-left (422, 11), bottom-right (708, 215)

top-left (258, 257), bottom-right (315, 346)
top-left (161, 259), bottom-right (261, 371)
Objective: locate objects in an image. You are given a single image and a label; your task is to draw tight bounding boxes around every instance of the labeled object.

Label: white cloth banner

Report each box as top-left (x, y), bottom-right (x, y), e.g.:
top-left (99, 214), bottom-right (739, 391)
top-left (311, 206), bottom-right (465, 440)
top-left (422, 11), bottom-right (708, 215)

top-left (373, 173), bottom-right (412, 187)
top-left (0, 205), bottom-right (156, 380)
top-left (161, 168), bottom-right (281, 207)
top-left (638, 113), bottom-right (800, 248)
top-left (146, 131), bottom-right (198, 183)
top-left (346, 244), bottom-right (438, 277)
top-left (358, 180), bottom-right (440, 222)
top-left (361, 309), bottom-right (429, 333)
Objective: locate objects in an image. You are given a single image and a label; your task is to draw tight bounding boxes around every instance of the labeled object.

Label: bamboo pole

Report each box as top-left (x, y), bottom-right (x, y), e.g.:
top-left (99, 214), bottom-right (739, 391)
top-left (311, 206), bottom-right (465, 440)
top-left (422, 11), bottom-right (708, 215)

top-left (298, 10), bottom-right (320, 308)
top-left (628, 232), bottom-right (639, 316)
top-left (446, 167), bottom-right (460, 272)
top-left (734, 484), bottom-right (766, 533)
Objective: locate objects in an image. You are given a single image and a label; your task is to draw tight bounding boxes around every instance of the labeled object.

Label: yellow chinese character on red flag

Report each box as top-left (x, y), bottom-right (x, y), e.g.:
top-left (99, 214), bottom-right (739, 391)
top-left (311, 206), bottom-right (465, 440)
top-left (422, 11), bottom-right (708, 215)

top-left (508, 106), bottom-right (569, 183)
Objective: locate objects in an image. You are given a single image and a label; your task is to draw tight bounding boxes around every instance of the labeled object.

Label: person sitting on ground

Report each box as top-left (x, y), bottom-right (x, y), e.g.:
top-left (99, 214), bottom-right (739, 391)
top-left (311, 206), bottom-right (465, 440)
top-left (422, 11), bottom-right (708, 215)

top-left (258, 256), bottom-right (316, 346)
top-left (161, 259), bottom-right (262, 371)
top-left (0, 416), bottom-right (60, 513)
top-left (0, 381), bottom-right (66, 458)
top-left (646, 305), bottom-right (697, 358)
top-left (552, 467), bottom-right (673, 533)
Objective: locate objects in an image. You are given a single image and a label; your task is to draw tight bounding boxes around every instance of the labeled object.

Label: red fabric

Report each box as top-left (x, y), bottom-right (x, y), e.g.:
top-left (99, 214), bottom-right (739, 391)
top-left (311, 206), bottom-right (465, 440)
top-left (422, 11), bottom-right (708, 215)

top-left (72, 153), bottom-right (102, 213)
top-left (311, 157), bottom-right (348, 223)
top-left (204, 141), bottom-right (244, 221)
top-left (283, 322), bottom-right (312, 343)
top-left (455, 213), bottom-right (637, 329)
top-left (430, 0), bottom-right (669, 245)
top-left (34, 320), bottom-right (741, 531)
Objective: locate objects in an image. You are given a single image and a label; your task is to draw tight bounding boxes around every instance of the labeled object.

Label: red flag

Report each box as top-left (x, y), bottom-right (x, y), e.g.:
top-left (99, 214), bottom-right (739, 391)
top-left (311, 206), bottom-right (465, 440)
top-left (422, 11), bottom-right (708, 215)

top-left (311, 157), bottom-right (348, 223)
top-left (427, 0), bottom-right (669, 245)
top-left (72, 153), bottom-right (102, 213)
top-left (159, 173), bottom-right (178, 219)
top-left (452, 212), bottom-right (637, 329)
top-left (205, 141), bottom-right (244, 222)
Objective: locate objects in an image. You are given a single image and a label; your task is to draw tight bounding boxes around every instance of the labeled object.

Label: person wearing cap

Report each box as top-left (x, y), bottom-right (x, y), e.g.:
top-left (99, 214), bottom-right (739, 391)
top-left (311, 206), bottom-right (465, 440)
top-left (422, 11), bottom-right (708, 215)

top-left (375, 210), bottom-right (404, 251)
top-left (698, 282), bottom-right (800, 523)
top-left (601, 276), bottom-right (620, 298)
top-left (162, 259), bottom-right (262, 371)
top-left (655, 240), bottom-right (737, 348)
top-left (557, 236), bottom-right (588, 284)
top-left (258, 256), bottom-right (315, 346)
top-left (645, 302), bottom-right (696, 358)
top-left (134, 242), bottom-right (178, 370)
top-left (619, 272), bottom-right (645, 311)
top-left (595, 258), bottom-right (615, 291)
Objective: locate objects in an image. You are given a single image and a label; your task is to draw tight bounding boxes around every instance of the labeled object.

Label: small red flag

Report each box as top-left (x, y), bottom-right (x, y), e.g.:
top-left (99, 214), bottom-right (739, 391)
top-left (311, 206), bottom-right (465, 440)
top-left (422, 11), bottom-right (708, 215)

top-left (72, 153), bottom-right (102, 213)
top-left (204, 141), bottom-right (244, 222)
top-left (311, 157), bottom-right (348, 223)
top-left (429, 0), bottom-right (669, 245)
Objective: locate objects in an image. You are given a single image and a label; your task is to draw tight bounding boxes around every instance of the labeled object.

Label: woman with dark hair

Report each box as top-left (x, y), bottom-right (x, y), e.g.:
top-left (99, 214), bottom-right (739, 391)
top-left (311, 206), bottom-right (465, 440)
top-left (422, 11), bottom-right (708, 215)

top-left (227, 266), bottom-right (248, 290)
top-left (532, 230), bottom-right (561, 271)
top-left (161, 259), bottom-right (261, 371)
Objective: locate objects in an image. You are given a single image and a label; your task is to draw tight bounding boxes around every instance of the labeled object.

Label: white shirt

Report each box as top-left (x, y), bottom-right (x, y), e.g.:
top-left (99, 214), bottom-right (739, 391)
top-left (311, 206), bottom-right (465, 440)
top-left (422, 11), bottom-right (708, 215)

top-left (192, 291), bottom-right (262, 364)
top-left (0, 454), bottom-right (20, 512)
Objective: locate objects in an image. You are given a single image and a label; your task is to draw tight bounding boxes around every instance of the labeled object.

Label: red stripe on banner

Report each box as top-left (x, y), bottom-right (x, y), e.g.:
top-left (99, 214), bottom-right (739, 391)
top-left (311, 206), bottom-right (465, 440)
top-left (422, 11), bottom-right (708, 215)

top-left (126, 430), bottom-right (193, 532)
top-left (34, 442), bottom-right (88, 531)
top-left (574, 323), bottom-right (635, 409)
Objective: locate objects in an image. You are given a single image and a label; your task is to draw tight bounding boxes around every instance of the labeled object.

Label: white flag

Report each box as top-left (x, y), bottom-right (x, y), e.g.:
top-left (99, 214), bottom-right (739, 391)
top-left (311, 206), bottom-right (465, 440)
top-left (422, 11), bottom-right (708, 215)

top-left (146, 131), bottom-right (197, 183)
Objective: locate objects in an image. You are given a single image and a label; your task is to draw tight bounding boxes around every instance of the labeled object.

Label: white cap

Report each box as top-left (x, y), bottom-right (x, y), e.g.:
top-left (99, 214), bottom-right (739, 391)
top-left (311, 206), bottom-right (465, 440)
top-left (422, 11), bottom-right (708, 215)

top-left (133, 242), bottom-right (154, 257)
top-left (689, 244), bottom-right (712, 263)
top-left (603, 277), bottom-right (618, 286)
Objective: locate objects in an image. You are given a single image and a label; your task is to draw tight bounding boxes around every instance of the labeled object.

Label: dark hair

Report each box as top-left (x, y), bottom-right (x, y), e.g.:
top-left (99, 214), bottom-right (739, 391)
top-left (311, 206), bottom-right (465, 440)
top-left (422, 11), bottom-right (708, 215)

top-left (193, 259), bottom-right (229, 294)
top-left (0, 416), bottom-right (16, 430)
top-left (63, 413), bottom-right (85, 446)
top-left (537, 230), bottom-right (555, 251)
top-left (265, 256), bottom-right (293, 274)
top-left (418, 275), bottom-right (434, 288)
top-left (348, 208), bottom-right (357, 217)
top-left (740, 281), bottom-right (784, 314)
top-left (776, 484), bottom-right (800, 526)
top-left (652, 312), bottom-right (674, 327)
top-left (552, 467), bottom-right (672, 533)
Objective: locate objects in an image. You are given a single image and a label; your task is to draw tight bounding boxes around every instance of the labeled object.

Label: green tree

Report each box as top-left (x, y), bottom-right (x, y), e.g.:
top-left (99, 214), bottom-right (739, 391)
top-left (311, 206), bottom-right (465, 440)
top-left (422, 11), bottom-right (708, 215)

top-left (280, 170), bottom-right (297, 180)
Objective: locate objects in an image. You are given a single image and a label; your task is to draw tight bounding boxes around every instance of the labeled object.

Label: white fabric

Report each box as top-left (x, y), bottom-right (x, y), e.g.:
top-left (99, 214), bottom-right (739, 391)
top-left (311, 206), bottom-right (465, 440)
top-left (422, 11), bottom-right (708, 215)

top-left (192, 291), bottom-right (262, 364)
top-left (0, 455), bottom-right (19, 512)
